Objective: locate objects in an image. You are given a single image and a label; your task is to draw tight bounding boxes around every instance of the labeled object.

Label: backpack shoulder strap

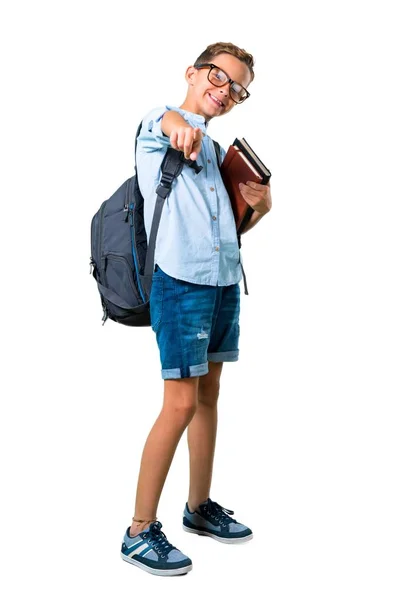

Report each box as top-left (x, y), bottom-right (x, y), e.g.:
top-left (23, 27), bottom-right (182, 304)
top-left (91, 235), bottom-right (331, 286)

top-left (142, 147), bottom-right (188, 289)
top-left (213, 140), bottom-right (221, 167)
top-left (134, 122), bottom-right (143, 155)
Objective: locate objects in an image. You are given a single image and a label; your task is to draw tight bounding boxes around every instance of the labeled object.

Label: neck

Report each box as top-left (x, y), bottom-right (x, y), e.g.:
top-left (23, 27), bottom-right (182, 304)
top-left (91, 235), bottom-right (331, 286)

top-left (179, 99), bottom-right (211, 123)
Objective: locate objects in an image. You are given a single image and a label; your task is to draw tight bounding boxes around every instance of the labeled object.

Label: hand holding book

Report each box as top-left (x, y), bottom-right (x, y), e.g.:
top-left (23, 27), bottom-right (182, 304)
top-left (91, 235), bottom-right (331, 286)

top-left (220, 138), bottom-right (271, 233)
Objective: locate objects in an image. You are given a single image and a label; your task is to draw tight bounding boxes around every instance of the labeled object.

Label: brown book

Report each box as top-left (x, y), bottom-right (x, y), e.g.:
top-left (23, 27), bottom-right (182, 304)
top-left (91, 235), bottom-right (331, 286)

top-left (220, 138), bottom-right (271, 233)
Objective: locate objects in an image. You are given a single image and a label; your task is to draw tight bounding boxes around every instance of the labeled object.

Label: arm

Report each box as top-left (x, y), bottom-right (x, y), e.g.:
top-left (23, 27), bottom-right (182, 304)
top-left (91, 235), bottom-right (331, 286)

top-left (241, 210), bottom-right (265, 234)
top-left (161, 111), bottom-right (203, 160)
top-left (161, 110), bottom-right (189, 136)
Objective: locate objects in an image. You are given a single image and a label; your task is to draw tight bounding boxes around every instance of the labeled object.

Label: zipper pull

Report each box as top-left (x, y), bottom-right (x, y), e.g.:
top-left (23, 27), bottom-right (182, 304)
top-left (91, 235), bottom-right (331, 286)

top-left (126, 202), bottom-right (134, 223)
top-left (89, 257), bottom-right (95, 274)
top-left (102, 307), bottom-right (109, 325)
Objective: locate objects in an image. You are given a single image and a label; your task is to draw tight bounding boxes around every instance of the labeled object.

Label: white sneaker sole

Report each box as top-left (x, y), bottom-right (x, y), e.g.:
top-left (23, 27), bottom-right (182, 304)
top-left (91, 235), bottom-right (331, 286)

top-left (182, 524), bottom-right (253, 544)
top-left (121, 553), bottom-right (192, 576)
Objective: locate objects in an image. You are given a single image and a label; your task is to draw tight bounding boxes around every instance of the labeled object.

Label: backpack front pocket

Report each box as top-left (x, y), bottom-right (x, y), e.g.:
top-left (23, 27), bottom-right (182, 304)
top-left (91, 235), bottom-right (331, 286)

top-left (104, 253), bottom-right (140, 309)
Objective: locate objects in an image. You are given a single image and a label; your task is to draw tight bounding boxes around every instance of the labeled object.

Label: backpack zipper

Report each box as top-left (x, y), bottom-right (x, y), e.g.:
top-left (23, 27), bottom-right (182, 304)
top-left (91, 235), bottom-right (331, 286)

top-left (129, 202), bottom-right (146, 303)
top-left (98, 200), bottom-right (109, 323)
top-left (97, 200), bottom-right (107, 271)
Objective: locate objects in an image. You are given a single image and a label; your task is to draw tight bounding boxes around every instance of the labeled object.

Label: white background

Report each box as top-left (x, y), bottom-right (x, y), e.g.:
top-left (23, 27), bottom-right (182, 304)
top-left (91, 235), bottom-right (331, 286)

top-left (1, 0), bottom-right (399, 598)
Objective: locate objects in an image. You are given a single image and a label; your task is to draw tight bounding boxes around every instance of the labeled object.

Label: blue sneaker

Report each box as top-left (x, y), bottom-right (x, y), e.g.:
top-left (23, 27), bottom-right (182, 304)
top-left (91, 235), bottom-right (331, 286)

top-left (121, 521), bottom-right (192, 576)
top-left (183, 498), bottom-right (253, 543)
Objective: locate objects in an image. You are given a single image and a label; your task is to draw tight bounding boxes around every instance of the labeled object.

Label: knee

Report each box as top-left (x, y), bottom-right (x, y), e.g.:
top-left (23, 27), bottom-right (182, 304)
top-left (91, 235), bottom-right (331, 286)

top-left (164, 377), bottom-right (198, 427)
top-left (172, 397), bottom-right (197, 426)
top-left (198, 380), bottom-right (220, 408)
top-left (163, 389), bottom-right (198, 425)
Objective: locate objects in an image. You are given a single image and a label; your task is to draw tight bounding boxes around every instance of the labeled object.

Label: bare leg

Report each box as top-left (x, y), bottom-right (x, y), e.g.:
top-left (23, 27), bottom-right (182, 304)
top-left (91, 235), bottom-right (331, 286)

top-left (187, 362), bottom-right (223, 512)
top-left (130, 376), bottom-right (199, 536)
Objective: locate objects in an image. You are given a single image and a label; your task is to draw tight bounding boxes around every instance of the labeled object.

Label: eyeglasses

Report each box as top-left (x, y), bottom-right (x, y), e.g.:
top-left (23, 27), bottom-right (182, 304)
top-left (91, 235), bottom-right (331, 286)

top-left (194, 63), bottom-right (250, 104)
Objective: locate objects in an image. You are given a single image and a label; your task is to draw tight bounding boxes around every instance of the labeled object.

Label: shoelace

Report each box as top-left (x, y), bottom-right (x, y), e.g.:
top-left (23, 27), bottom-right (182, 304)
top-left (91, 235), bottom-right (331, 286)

top-left (143, 521), bottom-right (176, 558)
top-left (202, 498), bottom-right (238, 527)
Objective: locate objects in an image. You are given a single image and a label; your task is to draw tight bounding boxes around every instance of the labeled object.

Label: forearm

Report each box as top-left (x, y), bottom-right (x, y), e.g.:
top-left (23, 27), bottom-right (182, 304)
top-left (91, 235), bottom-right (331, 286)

top-left (241, 210), bottom-right (265, 234)
top-left (161, 111), bottom-right (188, 137)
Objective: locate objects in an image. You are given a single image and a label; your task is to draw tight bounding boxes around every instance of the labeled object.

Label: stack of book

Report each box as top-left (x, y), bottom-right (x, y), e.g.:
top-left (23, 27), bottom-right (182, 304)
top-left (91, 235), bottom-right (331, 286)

top-left (220, 138), bottom-right (271, 234)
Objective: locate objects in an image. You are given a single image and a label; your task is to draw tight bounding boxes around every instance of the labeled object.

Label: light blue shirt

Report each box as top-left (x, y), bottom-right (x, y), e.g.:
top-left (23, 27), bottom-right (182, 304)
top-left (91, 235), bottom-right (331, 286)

top-left (136, 106), bottom-right (242, 286)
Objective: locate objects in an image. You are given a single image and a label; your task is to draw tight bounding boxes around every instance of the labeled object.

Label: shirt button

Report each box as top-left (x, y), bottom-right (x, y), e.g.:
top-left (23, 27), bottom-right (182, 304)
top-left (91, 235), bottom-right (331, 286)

top-left (207, 159), bottom-right (211, 164)
top-left (212, 216), bottom-right (217, 221)
top-left (210, 187), bottom-right (215, 192)
top-left (215, 246), bottom-right (219, 251)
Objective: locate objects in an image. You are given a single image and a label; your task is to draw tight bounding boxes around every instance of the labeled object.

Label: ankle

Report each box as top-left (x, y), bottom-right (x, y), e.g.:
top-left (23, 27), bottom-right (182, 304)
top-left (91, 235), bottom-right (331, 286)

top-left (188, 499), bottom-right (207, 513)
top-left (129, 517), bottom-right (156, 537)
top-left (129, 523), bottom-right (149, 537)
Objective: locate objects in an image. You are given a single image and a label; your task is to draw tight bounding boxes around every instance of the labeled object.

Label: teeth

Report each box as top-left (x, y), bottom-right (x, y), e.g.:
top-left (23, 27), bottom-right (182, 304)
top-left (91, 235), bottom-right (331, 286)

top-left (210, 94), bottom-right (223, 107)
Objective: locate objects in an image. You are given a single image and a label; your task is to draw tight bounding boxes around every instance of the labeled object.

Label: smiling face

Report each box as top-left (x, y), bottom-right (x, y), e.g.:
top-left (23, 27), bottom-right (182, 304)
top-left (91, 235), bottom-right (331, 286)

top-left (180, 52), bottom-right (252, 121)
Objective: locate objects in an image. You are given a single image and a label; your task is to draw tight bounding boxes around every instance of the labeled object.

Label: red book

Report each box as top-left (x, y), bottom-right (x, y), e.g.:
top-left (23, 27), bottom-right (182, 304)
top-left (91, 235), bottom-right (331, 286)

top-left (220, 138), bottom-right (271, 233)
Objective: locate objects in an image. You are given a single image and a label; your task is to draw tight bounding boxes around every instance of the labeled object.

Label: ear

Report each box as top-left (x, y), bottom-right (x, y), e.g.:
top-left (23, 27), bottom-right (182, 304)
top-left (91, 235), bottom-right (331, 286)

top-left (185, 66), bottom-right (197, 86)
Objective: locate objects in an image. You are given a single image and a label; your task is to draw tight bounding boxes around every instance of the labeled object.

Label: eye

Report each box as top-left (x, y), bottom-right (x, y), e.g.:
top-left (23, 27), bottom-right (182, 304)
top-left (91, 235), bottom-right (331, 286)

top-left (211, 68), bottom-right (227, 84)
top-left (231, 82), bottom-right (242, 94)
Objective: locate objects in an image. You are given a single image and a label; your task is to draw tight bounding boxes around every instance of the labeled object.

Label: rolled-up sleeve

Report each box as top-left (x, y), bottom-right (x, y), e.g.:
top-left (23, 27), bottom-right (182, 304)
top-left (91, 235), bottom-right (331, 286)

top-left (137, 106), bottom-right (170, 152)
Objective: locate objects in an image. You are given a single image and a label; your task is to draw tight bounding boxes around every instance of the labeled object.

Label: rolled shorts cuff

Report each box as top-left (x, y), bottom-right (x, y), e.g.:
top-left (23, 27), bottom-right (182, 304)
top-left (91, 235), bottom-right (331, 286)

top-left (161, 362), bottom-right (209, 380)
top-left (207, 350), bottom-right (239, 362)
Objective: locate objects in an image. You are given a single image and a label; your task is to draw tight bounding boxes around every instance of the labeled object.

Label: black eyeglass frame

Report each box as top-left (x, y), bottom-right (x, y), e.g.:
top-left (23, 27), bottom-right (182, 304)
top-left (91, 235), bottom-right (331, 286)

top-left (194, 63), bottom-right (251, 104)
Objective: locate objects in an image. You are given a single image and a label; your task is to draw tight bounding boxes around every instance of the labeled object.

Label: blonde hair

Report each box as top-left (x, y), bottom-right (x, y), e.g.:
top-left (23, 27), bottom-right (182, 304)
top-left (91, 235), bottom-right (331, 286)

top-left (194, 42), bottom-right (255, 82)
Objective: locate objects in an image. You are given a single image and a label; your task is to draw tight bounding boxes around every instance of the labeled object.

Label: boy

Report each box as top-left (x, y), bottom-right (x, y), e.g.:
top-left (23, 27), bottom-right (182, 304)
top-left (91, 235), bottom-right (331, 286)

top-left (120, 42), bottom-right (272, 576)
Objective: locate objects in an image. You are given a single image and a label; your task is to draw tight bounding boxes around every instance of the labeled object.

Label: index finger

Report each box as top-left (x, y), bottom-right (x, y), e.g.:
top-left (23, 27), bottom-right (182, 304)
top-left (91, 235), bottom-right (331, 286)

top-left (193, 127), bottom-right (200, 140)
top-left (183, 129), bottom-right (195, 159)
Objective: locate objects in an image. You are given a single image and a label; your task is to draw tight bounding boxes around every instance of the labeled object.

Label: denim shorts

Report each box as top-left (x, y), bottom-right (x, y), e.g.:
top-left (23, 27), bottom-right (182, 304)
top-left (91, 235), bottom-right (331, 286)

top-left (150, 264), bottom-right (240, 380)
